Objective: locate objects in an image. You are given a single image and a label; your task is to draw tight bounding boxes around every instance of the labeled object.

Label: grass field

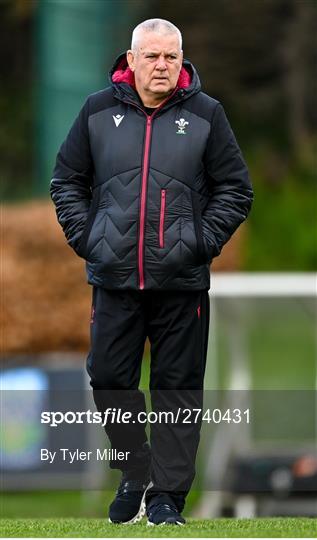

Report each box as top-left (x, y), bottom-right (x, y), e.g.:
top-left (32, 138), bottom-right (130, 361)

top-left (1, 517), bottom-right (316, 538)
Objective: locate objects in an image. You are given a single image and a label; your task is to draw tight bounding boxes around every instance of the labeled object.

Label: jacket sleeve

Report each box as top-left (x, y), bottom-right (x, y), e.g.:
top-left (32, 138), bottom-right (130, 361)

top-left (50, 97), bottom-right (93, 255)
top-left (202, 103), bottom-right (254, 261)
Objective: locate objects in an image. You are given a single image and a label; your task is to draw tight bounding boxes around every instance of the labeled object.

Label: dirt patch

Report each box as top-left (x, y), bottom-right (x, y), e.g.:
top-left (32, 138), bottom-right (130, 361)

top-left (2, 201), bottom-right (244, 354)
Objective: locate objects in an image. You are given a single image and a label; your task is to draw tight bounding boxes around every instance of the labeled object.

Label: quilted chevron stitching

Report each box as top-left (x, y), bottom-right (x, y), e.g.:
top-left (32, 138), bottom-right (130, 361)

top-left (116, 170), bottom-right (140, 188)
top-left (108, 191), bottom-right (139, 215)
top-left (106, 213), bottom-right (137, 238)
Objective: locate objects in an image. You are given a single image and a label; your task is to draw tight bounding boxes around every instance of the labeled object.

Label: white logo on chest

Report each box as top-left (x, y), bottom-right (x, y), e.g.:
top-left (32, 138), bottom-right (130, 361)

top-left (113, 114), bottom-right (124, 127)
top-left (175, 118), bottom-right (189, 134)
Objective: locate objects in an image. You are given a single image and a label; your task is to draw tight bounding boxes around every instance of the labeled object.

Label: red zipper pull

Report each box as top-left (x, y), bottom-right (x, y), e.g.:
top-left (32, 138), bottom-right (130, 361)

top-left (159, 189), bottom-right (166, 248)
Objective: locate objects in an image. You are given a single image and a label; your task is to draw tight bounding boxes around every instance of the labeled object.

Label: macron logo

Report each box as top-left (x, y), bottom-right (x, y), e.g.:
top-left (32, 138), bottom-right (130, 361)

top-left (113, 114), bottom-right (124, 127)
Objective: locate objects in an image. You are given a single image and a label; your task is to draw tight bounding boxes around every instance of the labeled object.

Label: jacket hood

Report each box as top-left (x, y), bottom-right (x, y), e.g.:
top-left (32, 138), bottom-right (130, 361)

top-left (109, 52), bottom-right (201, 101)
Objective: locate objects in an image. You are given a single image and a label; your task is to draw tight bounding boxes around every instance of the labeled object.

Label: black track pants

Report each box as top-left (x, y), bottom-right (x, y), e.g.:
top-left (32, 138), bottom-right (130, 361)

top-left (86, 287), bottom-right (210, 512)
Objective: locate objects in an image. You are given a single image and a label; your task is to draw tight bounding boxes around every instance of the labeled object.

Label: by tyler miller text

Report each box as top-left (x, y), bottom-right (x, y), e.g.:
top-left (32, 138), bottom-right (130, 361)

top-left (40, 448), bottom-right (130, 464)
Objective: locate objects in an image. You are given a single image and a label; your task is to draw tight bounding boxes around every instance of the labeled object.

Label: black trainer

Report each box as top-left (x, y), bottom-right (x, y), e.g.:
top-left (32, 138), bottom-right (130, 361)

top-left (108, 471), bottom-right (152, 524)
top-left (147, 502), bottom-right (186, 526)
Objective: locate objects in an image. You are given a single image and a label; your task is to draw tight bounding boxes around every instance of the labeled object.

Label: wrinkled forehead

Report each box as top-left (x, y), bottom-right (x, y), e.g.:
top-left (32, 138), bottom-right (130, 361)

top-left (136, 31), bottom-right (182, 55)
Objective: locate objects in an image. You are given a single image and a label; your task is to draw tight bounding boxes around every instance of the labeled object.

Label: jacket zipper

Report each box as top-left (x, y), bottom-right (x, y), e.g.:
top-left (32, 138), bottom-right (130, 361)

top-left (159, 189), bottom-right (166, 248)
top-left (124, 87), bottom-right (178, 290)
top-left (138, 115), bottom-right (152, 289)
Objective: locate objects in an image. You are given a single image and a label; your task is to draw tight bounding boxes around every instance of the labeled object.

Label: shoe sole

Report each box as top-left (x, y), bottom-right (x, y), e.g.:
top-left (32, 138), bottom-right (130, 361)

top-left (147, 520), bottom-right (184, 526)
top-left (108, 481), bottom-right (153, 525)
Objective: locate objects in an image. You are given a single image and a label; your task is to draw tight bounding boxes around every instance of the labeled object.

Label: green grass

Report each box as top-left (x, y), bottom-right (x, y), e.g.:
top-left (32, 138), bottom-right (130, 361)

top-left (0, 491), bottom-right (108, 519)
top-left (0, 490), bottom-right (201, 520)
top-left (1, 517), bottom-right (316, 537)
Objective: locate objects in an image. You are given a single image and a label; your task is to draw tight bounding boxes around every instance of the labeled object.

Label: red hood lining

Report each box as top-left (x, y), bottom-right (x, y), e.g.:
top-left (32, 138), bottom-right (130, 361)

top-left (112, 57), bottom-right (192, 89)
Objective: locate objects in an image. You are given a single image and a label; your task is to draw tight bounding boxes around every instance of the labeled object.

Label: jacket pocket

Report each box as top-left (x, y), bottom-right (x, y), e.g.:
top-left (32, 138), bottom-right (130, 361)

top-left (76, 185), bottom-right (101, 258)
top-left (191, 190), bottom-right (208, 264)
top-left (159, 188), bottom-right (166, 248)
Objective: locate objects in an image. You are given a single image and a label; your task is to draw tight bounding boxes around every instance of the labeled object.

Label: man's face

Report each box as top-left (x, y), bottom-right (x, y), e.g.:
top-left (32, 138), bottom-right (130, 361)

top-left (127, 32), bottom-right (183, 104)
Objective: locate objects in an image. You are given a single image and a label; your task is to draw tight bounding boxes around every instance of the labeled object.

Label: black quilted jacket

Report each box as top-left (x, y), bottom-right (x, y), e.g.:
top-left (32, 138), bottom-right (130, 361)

top-left (50, 53), bottom-right (253, 290)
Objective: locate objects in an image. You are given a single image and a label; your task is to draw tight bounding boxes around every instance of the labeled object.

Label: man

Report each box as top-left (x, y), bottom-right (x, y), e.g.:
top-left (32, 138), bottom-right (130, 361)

top-left (50, 18), bottom-right (253, 525)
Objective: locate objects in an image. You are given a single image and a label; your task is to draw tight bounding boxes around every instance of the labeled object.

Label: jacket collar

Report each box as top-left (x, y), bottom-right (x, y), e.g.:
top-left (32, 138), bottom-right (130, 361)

top-left (108, 52), bottom-right (201, 108)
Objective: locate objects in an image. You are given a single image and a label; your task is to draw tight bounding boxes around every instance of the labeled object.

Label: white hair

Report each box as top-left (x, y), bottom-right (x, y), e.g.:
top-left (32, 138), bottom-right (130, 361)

top-left (131, 18), bottom-right (182, 52)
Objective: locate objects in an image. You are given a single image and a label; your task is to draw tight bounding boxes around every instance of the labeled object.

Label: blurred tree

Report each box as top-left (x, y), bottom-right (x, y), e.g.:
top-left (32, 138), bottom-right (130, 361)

top-left (280, 0), bottom-right (316, 156)
top-left (0, 0), bottom-right (36, 200)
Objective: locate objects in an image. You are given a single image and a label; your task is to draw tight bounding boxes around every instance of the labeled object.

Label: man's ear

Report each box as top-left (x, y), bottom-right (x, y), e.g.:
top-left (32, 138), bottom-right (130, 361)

top-left (126, 50), bottom-right (135, 72)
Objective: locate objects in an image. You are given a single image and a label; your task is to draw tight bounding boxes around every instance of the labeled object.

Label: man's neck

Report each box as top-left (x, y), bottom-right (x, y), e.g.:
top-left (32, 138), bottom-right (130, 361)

top-left (137, 88), bottom-right (174, 108)
top-left (143, 102), bottom-right (159, 109)
top-left (141, 96), bottom-right (166, 108)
